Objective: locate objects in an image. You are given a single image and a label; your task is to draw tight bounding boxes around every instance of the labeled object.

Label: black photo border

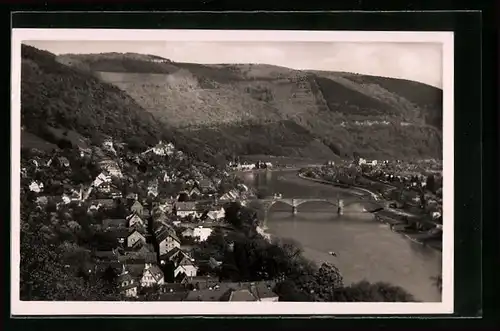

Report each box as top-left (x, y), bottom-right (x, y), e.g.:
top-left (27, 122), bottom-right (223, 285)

top-left (5, 4), bottom-right (493, 330)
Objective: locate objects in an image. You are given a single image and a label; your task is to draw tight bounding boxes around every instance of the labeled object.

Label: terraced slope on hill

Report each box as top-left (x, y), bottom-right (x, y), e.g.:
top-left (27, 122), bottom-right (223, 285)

top-left (57, 52), bottom-right (443, 160)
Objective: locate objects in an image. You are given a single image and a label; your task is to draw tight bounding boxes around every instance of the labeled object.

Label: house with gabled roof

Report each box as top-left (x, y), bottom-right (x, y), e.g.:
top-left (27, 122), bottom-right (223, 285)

top-left (181, 228), bottom-right (194, 238)
top-left (219, 192), bottom-right (234, 201)
top-left (117, 266), bottom-right (138, 298)
top-left (126, 212), bottom-right (145, 229)
top-left (201, 205), bottom-right (225, 221)
top-left (174, 258), bottom-right (198, 278)
top-left (155, 226), bottom-right (181, 256)
top-left (188, 186), bottom-right (202, 198)
top-left (159, 247), bottom-right (198, 278)
top-left (174, 202), bottom-right (198, 218)
top-left (127, 229), bottom-right (146, 248)
top-left (140, 263), bottom-right (165, 287)
top-left (93, 171), bottom-right (112, 188)
top-left (185, 179), bottom-right (196, 188)
top-left (130, 200), bottom-right (144, 215)
top-left (28, 181), bottom-right (44, 193)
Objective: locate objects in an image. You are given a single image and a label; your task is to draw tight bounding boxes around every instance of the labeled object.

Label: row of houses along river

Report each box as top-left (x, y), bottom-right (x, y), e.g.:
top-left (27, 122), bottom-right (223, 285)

top-left (237, 168), bottom-right (442, 302)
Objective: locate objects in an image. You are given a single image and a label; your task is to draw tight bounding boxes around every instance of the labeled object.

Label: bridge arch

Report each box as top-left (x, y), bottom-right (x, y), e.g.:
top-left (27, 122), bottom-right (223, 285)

top-left (259, 197), bottom-right (384, 214)
top-left (263, 198), bottom-right (341, 213)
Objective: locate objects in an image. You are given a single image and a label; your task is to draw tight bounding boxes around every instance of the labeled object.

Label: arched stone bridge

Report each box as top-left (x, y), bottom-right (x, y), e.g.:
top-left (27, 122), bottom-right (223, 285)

top-left (256, 197), bottom-right (384, 215)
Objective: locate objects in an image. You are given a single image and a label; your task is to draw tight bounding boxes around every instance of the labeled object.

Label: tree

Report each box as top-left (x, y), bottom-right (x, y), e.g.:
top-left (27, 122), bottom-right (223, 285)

top-left (330, 281), bottom-right (417, 302)
top-left (20, 220), bottom-right (119, 301)
top-left (125, 136), bottom-right (146, 153)
top-left (426, 174), bottom-right (436, 193)
top-left (274, 280), bottom-right (314, 302)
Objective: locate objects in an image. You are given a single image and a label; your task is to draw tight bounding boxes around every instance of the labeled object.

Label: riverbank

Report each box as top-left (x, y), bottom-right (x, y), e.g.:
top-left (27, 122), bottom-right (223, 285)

top-left (239, 168), bottom-right (442, 301)
top-left (297, 172), bottom-right (442, 253)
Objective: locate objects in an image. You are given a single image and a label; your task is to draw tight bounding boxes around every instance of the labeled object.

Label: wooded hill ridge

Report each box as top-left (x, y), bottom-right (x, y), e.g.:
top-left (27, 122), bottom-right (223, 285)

top-left (21, 45), bottom-right (443, 161)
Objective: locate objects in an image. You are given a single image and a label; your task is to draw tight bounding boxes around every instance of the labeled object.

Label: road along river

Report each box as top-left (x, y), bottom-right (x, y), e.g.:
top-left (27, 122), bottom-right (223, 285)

top-left (237, 169), bottom-right (442, 302)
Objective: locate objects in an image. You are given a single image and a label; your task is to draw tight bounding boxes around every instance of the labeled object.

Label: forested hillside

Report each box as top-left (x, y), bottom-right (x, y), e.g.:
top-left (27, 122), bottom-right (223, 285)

top-left (27, 49), bottom-right (443, 160)
top-left (21, 45), bottom-right (217, 162)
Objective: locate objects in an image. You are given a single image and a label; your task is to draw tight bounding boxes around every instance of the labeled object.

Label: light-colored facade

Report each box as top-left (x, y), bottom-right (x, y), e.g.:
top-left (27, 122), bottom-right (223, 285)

top-left (158, 235), bottom-right (181, 255)
top-left (193, 227), bottom-right (213, 242)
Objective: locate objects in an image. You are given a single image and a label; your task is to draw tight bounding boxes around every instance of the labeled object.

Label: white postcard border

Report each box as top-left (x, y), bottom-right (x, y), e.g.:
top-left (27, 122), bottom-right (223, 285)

top-left (11, 29), bottom-right (454, 316)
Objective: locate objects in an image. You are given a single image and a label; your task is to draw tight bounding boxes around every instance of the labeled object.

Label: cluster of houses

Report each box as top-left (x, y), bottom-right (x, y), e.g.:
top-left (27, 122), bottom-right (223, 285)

top-left (228, 161), bottom-right (273, 171)
top-left (22, 138), bottom-right (279, 301)
top-left (87, 184), bottom-right (275, 299)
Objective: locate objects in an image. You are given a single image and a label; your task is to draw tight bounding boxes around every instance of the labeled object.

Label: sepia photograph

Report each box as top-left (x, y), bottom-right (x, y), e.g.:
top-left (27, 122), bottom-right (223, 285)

top-left (11, 29), bottom-right (454, 316)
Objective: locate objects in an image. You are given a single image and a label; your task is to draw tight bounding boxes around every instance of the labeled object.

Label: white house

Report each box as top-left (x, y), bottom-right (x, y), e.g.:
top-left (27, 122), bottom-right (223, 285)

top-left (174, 260), bottom-right (198, 278)
top-left (93, 172), bottom-right (112, 188)
top-left (193, 226), bottom-right (213, 242)
top-left (432, 211), bottom-right (442, 220)
top-left (148, 186), bottom-right (159, 197)
top-left (140, 263), bottom-right (165, 287)
top-left (240, 164), bottom-right (255, 171)
top-left (207, 206), bottom-right (225, 221)
top-left (163, 172), bottom-right (175, 182)
top-left (188, 187), bottom-right (202, 198)
top-left (156, 227), bottom-right (181, 255)
top-left (143, 141), bottom-right (175, 156)
top-left (29, 181), bottom-right (44, 193)
top-left (61, 194), bottom-right (71, 204)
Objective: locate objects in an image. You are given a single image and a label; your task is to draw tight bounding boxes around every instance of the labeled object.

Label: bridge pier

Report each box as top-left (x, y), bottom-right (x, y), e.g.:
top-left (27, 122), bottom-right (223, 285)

top-left (291, 199), bottom-right (297, 215)
top-left (337, 199), bottom-right (344, 215)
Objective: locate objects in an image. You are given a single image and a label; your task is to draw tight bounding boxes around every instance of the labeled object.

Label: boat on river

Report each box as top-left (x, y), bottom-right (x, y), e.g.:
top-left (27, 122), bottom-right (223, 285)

top-left (328, 251), bottom-right (337, 257)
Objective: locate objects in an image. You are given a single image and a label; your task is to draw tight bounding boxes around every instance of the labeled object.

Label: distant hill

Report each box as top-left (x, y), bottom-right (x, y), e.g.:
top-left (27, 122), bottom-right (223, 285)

top-left (52, 51), bottom-right (443, 160)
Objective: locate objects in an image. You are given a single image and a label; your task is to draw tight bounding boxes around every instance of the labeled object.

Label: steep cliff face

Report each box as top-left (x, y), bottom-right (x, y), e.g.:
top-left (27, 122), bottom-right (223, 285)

top-left (51, 51), bottom-right (443, 160)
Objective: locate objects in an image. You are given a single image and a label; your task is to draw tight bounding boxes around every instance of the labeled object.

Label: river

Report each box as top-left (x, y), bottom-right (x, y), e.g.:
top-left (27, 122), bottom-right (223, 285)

top-left (238, 169), bottom-right (442, 302)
